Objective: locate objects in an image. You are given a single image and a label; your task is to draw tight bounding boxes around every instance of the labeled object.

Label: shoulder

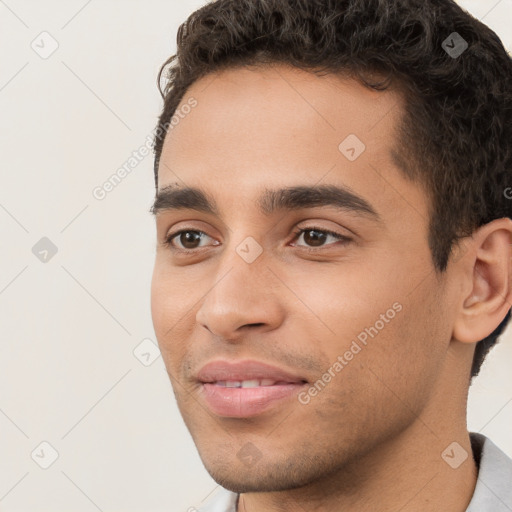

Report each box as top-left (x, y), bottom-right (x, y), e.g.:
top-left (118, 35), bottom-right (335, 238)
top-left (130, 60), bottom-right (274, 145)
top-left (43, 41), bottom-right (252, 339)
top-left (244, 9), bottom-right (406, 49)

top-left (466, 432), bottom-right (512, 511)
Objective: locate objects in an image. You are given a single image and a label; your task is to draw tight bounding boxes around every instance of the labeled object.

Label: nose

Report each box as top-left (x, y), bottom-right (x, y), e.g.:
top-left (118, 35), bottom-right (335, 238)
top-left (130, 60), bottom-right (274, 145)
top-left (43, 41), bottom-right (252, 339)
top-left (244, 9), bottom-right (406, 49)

top-left (195, 251), bottom-right (285, 342)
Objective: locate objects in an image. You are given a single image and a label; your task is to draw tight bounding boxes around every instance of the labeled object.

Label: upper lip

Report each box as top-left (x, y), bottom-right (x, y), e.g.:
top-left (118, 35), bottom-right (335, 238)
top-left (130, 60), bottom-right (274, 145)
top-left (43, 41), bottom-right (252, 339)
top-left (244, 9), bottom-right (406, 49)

top-left (197, 359), bottom-right (308, 384)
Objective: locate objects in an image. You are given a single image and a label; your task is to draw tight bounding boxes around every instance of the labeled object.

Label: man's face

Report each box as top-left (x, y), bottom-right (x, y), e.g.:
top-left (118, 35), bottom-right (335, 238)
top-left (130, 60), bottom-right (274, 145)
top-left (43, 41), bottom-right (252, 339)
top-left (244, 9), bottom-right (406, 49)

top-left (151, 65), bottom-right (456, 492)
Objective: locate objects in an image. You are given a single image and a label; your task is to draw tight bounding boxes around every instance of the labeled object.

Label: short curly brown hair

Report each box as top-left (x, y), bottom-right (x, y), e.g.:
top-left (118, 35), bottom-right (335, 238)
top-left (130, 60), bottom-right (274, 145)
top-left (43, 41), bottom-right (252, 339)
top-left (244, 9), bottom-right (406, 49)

top-left (152, 0), bottom-right (512, 379)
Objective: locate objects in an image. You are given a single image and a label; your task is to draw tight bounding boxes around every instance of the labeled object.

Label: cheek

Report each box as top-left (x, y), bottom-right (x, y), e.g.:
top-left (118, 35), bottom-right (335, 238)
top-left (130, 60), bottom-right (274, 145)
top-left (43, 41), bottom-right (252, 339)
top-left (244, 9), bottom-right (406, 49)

top-left (293, 312), bottom-right (430, 455)
top-left (327, 296), bottom-right (441, 424)
top-left (150, 264), bottom-right (192, 362)
top-left (286, 262), bottom-right (401, 346)
top-left (150, 266), bottom-right (171, 336)
top-left (292, 264), bottom-right (437, 404)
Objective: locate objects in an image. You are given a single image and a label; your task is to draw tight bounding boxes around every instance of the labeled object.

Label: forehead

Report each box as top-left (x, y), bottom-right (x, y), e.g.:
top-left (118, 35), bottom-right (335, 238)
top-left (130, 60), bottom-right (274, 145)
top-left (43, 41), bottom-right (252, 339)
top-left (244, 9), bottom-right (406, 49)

top-left (157, 64), bottom-right (428, 227)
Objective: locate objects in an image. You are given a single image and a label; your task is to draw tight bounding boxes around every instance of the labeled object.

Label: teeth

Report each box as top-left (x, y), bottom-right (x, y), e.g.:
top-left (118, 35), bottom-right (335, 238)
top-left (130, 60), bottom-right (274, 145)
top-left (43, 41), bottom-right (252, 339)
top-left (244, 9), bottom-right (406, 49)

top-left (214, 379), bottom-right (278, 387)
top-left (241, 380), bottom-right (260, 388)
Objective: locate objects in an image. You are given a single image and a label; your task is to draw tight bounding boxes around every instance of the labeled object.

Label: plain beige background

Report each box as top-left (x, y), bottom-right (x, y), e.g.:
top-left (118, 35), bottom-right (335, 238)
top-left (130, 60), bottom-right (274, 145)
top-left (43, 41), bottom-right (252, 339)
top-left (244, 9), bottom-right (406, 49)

top-left (0, 0), bottom-right (511, 510)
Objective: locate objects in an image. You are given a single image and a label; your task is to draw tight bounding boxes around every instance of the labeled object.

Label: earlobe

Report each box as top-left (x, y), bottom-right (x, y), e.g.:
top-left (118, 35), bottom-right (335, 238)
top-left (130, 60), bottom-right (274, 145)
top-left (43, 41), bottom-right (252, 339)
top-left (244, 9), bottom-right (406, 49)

top-left (452, 218), bottom-right (512, 344)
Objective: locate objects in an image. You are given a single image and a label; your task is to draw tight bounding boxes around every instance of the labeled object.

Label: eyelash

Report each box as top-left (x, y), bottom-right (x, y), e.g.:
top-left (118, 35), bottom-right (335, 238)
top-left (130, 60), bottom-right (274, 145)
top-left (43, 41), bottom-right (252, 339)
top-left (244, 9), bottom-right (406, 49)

top-left (163, 226), bottom-right (352, 253)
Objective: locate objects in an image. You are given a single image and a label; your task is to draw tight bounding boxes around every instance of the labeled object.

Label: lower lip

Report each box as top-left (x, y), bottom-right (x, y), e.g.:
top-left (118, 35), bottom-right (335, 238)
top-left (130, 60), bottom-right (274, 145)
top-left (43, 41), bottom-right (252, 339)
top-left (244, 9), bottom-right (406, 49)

top-left (200, 382), bottom-right (306, 418)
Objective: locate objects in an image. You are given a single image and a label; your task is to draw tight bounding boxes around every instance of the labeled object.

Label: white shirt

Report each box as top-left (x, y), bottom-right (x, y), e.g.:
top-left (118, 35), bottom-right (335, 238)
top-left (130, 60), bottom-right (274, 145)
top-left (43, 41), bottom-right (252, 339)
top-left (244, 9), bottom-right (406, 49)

top-left (196, 433), bottom-right (512, 511)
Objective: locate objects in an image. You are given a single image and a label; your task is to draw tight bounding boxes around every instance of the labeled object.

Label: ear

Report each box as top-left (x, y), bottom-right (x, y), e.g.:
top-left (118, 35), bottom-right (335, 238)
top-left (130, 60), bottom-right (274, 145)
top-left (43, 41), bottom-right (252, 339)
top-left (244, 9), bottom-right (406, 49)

top-left (452, 217), bottom-right (512, 344)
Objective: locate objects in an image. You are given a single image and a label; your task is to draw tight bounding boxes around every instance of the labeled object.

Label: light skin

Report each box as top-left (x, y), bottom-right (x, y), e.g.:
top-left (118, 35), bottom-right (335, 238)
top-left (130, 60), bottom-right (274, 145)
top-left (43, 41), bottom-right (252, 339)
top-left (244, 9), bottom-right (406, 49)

top-left (150, 63), bottom-right (512, 511)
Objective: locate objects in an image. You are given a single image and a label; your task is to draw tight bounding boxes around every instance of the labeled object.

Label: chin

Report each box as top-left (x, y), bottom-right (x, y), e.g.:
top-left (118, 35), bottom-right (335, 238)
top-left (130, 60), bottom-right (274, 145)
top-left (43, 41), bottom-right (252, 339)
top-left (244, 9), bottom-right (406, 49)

top-left (200, 454), bottom-right (329, 494)
top-left (205, 470), bottom-right (304, 494)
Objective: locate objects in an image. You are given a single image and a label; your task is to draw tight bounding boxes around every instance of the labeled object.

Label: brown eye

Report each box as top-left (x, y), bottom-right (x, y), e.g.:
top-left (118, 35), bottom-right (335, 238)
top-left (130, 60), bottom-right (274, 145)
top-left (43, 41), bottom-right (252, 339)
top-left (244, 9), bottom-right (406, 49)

top-left (302, 229), bottom-right (328, 247)
top-left (165, 230), bottom-right (213, 250)
top-left (178, 231), bottom-right (203, 249)
top-left (293, 227), bottom-right (351, 249)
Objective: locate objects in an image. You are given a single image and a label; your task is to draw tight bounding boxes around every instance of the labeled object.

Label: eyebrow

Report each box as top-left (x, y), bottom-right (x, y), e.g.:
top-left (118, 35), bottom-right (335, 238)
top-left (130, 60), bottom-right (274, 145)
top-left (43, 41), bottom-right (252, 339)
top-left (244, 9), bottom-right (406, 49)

top-left (150, 183), bottom-right (381, 222)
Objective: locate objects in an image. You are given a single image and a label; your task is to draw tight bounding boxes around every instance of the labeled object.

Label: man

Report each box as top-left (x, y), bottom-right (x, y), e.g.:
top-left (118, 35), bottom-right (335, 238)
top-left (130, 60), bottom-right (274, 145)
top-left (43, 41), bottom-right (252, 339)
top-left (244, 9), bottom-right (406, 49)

top-left (149, 0), bottom-right (512, 510)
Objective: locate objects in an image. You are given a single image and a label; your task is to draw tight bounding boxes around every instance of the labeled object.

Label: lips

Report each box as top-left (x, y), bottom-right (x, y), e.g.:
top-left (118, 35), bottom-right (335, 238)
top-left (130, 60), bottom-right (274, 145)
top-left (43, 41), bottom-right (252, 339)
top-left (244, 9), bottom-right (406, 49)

top-left (197, 360), bottom-right (307, 384)
top-left (196, 360), bottom-right (308, 418)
